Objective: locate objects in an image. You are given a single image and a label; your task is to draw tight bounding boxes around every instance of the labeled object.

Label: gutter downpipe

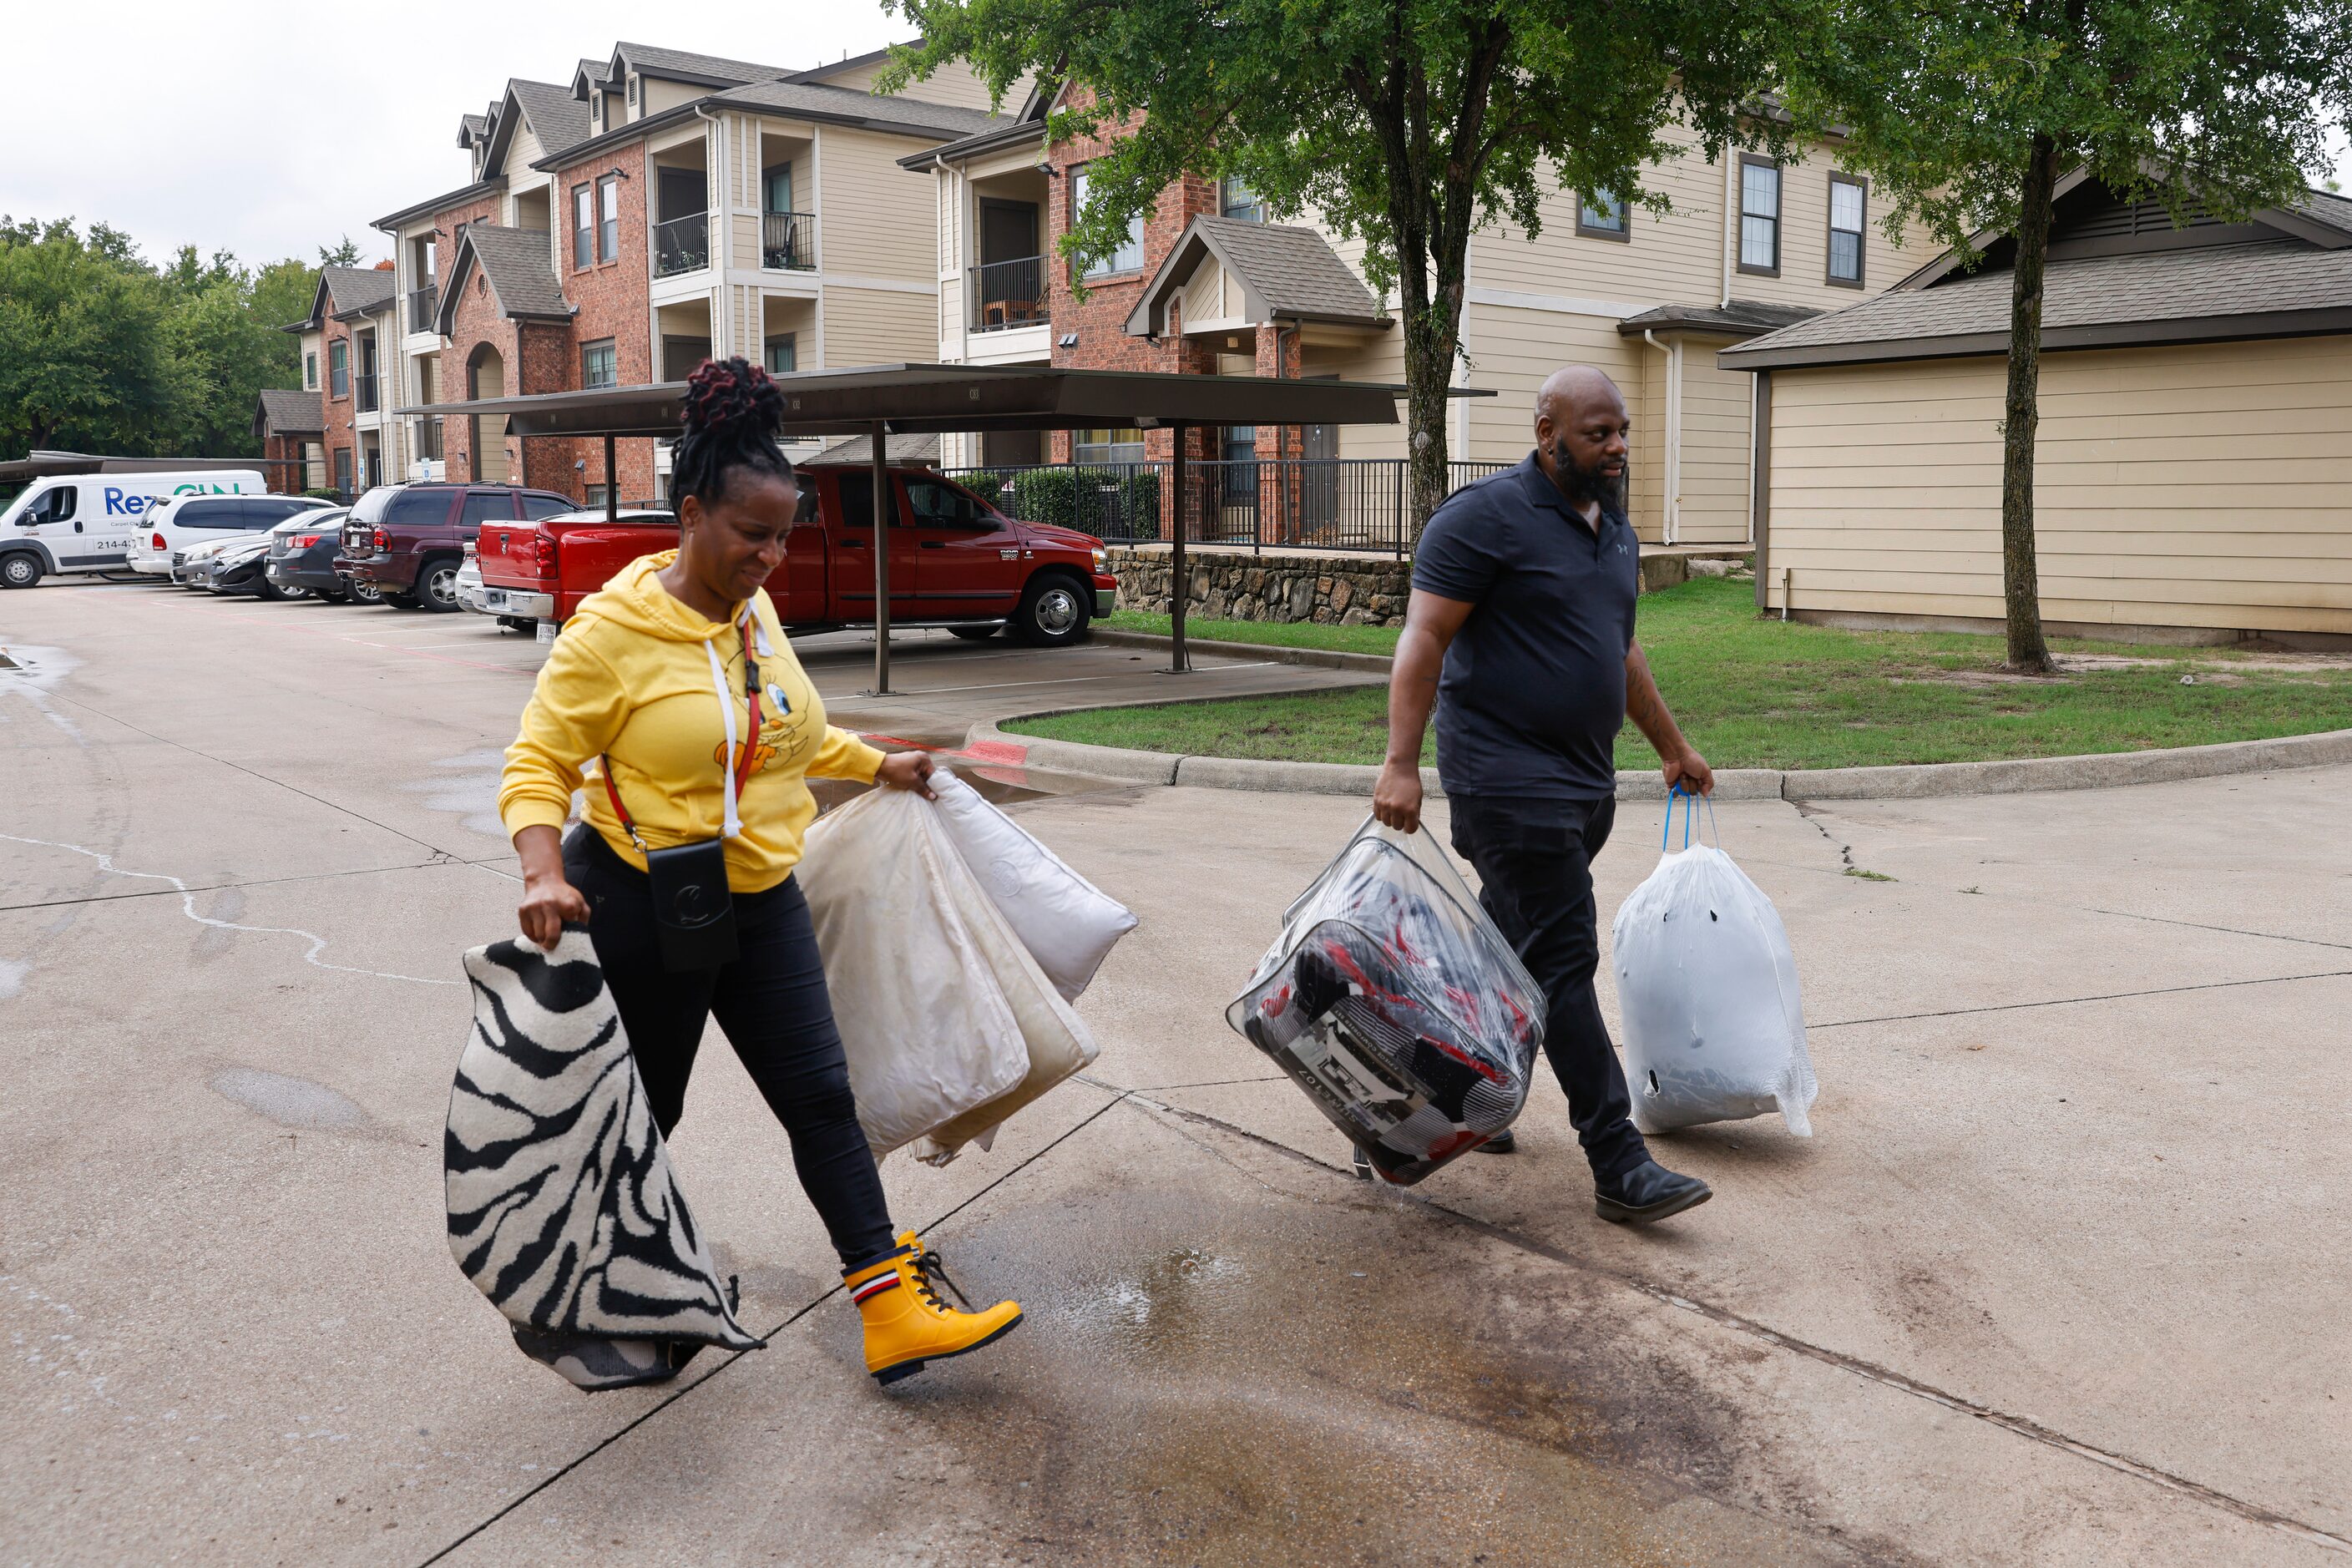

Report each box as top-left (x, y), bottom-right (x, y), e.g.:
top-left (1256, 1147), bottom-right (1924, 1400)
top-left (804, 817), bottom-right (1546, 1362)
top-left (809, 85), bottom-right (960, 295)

top-left (1641, 329), bottom-right (1682, 546)
top-left (693, 103), bottom-right (730, 359)
top-left (1722, 151), bottom-right (1737, 309)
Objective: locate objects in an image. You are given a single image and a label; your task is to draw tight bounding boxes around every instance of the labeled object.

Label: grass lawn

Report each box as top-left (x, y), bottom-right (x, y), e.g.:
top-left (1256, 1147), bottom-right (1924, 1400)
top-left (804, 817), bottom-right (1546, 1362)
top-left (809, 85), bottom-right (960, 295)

top-left (1044, 577), bottom-right (2352, 771)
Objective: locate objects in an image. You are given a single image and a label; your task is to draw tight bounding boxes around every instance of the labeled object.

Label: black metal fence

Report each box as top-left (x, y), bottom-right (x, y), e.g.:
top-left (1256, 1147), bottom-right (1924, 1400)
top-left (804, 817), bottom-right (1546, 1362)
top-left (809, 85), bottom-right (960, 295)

top-left (762, 211), bottom-right (816, 271)
top-left (940, 458), bottom-right (1512, 555)
top-left (968, 256), bottom-right (1046, 332)
top-left (653, 212), bottom-right (709, 278)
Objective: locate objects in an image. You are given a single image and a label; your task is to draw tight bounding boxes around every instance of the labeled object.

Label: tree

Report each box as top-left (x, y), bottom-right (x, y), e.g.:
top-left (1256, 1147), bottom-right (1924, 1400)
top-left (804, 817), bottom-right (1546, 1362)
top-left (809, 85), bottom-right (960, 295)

top-left (316, 236), bottom-right (363, 268)
top-left (0, 219), bottom-right (175, 453)
top-left (1780, 0), bottom-right (2352, 670)
top-left (882, 0), bottom-right (1793, 528)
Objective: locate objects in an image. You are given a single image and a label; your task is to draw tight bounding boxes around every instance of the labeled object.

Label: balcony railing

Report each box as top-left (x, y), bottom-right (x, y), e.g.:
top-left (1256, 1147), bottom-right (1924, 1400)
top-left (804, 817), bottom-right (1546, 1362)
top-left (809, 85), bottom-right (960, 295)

top-left (408, 284), bottom-right (439, 334)
top-left (653, 211), bottom-right (710, 278)
top-left (938, 458), bottom-right (1513, 555)
top-left (761, 211), bottom-right (816, 271)
top-left (353, 374), bottom-right (380, 414)
top-left (968, 255), bottom-right (1046, 332)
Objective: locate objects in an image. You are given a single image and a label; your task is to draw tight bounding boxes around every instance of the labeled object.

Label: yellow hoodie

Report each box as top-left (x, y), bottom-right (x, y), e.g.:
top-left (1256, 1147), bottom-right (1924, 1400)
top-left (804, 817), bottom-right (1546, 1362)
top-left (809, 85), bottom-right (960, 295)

top-left (498, 552), bottom-right (885, 893)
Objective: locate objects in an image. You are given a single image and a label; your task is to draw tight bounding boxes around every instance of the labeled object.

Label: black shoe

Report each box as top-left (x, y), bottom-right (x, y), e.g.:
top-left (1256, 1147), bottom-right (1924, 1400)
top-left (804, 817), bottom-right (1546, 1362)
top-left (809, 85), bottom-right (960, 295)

top-left (1594, 1161), bottom-right (1712, 1225)
top-left (1474, 1129), bottom-right (1517, 1155)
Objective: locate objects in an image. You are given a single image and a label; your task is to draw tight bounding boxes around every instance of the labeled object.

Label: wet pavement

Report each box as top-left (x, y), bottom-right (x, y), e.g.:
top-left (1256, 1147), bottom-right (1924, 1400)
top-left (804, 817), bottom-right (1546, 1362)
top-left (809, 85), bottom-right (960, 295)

top-left (3, 579), bottom-right (2347, 1566)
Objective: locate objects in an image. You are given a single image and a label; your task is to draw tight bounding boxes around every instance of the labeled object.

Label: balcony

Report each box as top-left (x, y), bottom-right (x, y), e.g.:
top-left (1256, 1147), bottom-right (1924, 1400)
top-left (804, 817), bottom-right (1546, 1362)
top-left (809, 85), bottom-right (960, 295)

top-left (408, 284), bottom-right (439, 334)
top-left (354, 374), bottom-right (380, 414)
top-left (761, 211), bottom-right (816, 271)
top-left (968, 255), bottom-right (1046, 332)
top-left (653, 212), bottom-right (709, 279)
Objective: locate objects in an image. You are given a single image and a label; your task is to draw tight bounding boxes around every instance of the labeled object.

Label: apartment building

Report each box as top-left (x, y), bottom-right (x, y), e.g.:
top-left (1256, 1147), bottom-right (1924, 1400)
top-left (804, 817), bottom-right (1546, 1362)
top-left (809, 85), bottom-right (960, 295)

top-left (286, 264), bottom-right (400, 498)
top-left (251, 390), bottom-right (324, 495)
top-left (915, 85), bottom-right (1935, 546)
top-left (366, 42), bottom-right (1025, 505)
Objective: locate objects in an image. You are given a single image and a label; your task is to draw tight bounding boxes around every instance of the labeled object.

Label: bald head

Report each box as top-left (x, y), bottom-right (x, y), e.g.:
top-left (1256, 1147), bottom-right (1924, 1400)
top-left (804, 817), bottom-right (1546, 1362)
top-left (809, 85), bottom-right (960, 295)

top-left (1535, 366), bottom-right (1624, 432)
top-left (1533, 365), bottom-right (1631, 516)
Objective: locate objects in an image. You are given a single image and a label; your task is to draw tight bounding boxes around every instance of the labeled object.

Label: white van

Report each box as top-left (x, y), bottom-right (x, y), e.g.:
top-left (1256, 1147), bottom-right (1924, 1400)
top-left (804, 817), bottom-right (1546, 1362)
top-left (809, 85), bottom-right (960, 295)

top-left (127, 493), bottom-right (330, 579)
top-left (0, 470), bottom-right (267, 589)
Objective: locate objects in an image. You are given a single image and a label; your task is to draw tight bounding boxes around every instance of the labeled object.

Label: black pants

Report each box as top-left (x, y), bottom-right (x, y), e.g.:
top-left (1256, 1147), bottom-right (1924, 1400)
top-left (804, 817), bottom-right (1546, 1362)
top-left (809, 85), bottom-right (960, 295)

top-left (564, 827), bottom-right (898, 1271)
top-left (1447, 793), bottom-right (1651, 1183)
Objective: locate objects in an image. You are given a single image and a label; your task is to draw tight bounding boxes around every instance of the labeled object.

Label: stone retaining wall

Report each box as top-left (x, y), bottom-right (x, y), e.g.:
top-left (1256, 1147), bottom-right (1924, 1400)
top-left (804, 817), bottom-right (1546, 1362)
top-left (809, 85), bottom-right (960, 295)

top-left (1106, 549), bottom-right (1414, 626)
top-left (1106, 545), bottom-right (1697, 625)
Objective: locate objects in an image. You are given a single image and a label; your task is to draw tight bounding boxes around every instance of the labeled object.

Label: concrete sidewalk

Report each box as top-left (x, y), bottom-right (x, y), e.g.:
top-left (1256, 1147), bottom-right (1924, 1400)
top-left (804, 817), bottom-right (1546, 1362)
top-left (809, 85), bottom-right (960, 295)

top-left (2, 579), bottom-right (2345, 1565)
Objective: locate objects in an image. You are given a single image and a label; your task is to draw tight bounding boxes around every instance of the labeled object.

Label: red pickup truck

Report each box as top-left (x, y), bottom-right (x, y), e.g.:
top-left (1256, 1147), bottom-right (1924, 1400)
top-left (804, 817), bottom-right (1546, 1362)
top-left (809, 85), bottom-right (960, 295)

top-left (470, 464), bottom-right (1118, 646)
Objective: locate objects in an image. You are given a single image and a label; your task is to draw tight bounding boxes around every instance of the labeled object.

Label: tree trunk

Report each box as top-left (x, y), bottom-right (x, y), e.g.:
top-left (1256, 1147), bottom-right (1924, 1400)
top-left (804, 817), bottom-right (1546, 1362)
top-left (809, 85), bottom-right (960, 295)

top-left (2000, 132), bottom-right (2060, 673)
top-left (1402, 301), bottom-right (1454, 534)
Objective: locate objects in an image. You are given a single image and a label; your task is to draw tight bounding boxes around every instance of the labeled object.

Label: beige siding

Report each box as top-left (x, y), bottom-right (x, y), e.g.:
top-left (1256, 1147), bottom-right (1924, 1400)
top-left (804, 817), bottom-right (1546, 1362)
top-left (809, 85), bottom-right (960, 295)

top-left (1469, 121), bottom-right (1935, 312)
top-left (1677, 337), bottom-right (1755, 544)
top-left (641, 78), bottom-right (700, 118)
top-left (811, 57), bottom-right (1032, 114)
top-left (815, 128), bottom-right (941, 281)
top-left (824, 285), bottom-right (938, 367)
top-left (1180, 256), bottom-right (1229, 326)
top-left (1763, 337), bottom-right (2352, 634)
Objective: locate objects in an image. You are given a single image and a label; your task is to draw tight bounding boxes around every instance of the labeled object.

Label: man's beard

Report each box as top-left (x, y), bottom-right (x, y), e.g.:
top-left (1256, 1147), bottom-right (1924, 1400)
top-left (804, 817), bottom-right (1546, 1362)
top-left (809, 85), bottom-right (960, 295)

top-left (1554, 440), bottom-right (1625, 513)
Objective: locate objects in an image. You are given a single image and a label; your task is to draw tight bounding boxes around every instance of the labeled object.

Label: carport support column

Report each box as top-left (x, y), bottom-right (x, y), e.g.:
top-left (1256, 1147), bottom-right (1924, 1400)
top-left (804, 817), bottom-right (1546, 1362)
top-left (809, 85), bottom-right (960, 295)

top-left (870, 421), bottom-right (892, 695)
top-left (603, 434), bottom-right (617, 524)
top-left (1170, 422), bottom-right (1190, 674)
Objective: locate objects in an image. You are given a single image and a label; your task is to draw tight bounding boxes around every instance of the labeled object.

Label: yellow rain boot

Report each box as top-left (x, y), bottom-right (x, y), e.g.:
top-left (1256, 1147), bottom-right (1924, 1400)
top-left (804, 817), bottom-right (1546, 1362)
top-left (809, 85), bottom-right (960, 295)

top-left (842, 1231), bottom-right (1023, 1386)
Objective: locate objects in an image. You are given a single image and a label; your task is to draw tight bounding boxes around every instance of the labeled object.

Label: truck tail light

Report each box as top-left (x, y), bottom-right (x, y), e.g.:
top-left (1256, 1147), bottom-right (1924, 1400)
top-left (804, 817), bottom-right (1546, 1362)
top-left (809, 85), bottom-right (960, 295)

top-left (373, 528), bottom-right (389, 551)
top-left (151, 533), bottom-right (166, 550)
top-left (532, 532), bottom-right (557, 579)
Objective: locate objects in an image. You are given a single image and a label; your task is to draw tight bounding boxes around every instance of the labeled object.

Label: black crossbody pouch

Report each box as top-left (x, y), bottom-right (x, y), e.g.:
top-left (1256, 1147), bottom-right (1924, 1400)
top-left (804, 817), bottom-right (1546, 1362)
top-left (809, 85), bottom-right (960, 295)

top-left (599, 620), bottom-right (766, 974)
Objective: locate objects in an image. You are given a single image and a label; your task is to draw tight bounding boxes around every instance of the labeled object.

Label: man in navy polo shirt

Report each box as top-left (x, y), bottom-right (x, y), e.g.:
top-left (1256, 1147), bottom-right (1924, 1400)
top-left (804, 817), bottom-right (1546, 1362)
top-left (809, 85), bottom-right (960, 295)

top-left (1373, 365), bottom-right (1716, 1225)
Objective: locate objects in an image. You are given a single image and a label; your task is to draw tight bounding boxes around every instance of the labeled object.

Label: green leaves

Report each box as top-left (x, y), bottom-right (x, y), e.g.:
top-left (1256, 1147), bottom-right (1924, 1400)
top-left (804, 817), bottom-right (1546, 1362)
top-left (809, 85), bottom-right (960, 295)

top-left (0, 218), bottom-right (313, 461)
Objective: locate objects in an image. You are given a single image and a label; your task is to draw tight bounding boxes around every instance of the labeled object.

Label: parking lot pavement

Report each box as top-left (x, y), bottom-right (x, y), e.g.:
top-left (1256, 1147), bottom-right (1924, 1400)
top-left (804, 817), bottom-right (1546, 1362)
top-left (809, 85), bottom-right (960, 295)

top-left (4, 577), bottom-right (2347, 1565)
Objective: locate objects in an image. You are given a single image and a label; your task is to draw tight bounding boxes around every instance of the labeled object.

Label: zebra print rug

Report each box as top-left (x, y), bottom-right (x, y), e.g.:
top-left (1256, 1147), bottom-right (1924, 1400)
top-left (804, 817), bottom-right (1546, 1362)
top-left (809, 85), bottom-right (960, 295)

top-left (447, 928), bottom-right (765, 1391)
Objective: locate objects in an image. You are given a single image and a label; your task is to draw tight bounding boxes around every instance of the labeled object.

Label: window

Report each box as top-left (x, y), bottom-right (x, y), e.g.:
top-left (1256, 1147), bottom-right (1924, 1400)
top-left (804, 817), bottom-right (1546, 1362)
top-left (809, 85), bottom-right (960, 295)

top-left (333, 449), bottom-right (352, 493)
top-left (904, 478), bottom-right (994, 527)
top-left (1576, 188), bottom-right (1628, 240)
top-left (247, 498), bottom-right (311, 527)
top-left (1828, 173), bottom-right (1866, 286)
top-left (28, 484), bottom-right (78, 524)
top-left (834, 472), bottom-right (898, 529)
top-left (304, 352), bottom-right (317, 391)
top-left (573, 184), bottom-right (594, 269)
top-left (522, 494), bottom-right (576, 519)
top-left (599, 176), bottom-right (620, 263)
top-left (329, 341), bottom-right (349, 399)
top-left (1074, 427), bottom-right (1146, 466)
top-left (584, 483), bottom-right (609, 510)
top-left (581, 339), bottom-right (617, 389)
top-left (764, 164), bottom-right (793, 215)
top-left (1221, 176), bottom-right (1263, 223)
top-left (1071, 168), bottom-right (1145, 279)
top-left (461, 492), bottom-right (514, 527)
top-left (178, 498), bottom-right (254, 529)
top-left (1222, 427), bottom-right (1257, 464)
top-left (764, 334), bottom-right (796, 376)
top-left (1739, 157), bottom-right (1781, 276)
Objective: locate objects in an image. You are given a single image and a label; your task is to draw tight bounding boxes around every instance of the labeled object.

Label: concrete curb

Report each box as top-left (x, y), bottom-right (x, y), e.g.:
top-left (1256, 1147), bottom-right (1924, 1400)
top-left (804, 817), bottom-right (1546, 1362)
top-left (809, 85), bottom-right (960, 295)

top-left (1087, 627), bottom-right (1397, 675)
top-left (964, 718), bottom-right (2352, 802)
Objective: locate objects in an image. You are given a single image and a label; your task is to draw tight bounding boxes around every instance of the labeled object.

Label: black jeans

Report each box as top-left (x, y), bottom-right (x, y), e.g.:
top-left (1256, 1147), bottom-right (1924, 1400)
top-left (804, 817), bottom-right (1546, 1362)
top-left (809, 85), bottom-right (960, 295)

top-left (564, 826), bottom-right (898, 1271)
top-left (1447, 793), bottom-right (1651, 1183)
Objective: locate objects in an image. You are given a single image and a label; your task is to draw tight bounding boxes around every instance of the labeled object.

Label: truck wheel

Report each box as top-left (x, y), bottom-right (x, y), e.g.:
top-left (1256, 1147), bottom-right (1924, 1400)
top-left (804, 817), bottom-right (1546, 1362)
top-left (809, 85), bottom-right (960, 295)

top-left (416, 558), bottom-right (461, 613)
top-left (346, 576), bottom-right (382, 605)
top-left (0, 553), bottom-right (43, 590)
top-left (1011, 574), bottom-right (1090, 648)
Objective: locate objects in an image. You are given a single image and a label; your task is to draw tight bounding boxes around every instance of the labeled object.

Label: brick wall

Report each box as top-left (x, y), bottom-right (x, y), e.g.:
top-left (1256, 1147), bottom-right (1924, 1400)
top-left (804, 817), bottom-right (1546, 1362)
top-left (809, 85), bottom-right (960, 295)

top-left (441, 263), bottom-right (518, 484)
top-left (321, 312), bottom-right (356, 488)
top-left (548, 142), bottom-right (656, 504)
top-left (424, 196), bottom-right (504, 484)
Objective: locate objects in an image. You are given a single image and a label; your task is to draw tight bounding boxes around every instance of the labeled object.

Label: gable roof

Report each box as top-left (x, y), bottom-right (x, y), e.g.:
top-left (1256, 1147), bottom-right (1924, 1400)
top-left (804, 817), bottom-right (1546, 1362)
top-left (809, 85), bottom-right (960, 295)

top-left (506, 79), bottom-right (591, 162)
top-left (458, 112), bottom-right (488, 148)
top-left (786, 43), bottom-right (903, 86)
top-left (607, 41), bottom-right (791, 91)
top-left (291, 266), bottom-right (398, 331)
top-left (1616, 300), bottom-right (1819, 339)
top-left (1127, 217), bottom-right (1387, 336)
top-left (252, 388), bottom-right (323, 438)
top-left (434, 226), bottom-right (572, 336)
top-left (805, 432), bottom-right (941, 467)
top-left (1726, 179), bottom-right (2352, 370)
top-left (705, 77), bottom-right (1004, 139)
top-left (571, 57), bottom-right (612, 99)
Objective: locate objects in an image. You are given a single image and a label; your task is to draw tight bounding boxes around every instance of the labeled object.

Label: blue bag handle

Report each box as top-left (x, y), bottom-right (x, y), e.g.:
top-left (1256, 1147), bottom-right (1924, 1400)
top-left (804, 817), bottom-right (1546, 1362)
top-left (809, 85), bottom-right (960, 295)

top-left (1661, 784), bottom-right (1720, 852)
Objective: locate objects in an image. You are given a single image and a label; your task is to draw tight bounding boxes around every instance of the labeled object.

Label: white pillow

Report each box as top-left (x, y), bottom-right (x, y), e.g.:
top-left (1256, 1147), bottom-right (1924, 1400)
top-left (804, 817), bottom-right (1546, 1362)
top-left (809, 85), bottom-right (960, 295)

top-left (927, 769), bottom-right (1138, 1002)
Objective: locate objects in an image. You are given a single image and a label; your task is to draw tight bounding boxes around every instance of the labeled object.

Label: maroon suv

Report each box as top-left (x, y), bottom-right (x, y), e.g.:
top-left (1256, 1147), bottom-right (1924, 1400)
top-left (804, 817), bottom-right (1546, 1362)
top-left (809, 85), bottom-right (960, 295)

top-left (335, 482), bottom-right (575, 610)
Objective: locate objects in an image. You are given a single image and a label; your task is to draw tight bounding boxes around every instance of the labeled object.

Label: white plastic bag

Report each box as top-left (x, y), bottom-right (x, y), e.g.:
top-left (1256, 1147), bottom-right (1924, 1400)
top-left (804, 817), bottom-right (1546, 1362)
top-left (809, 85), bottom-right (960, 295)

top-left (797, 787), bottom-right (1029, 1157)
top-left (1611, 798), bottom-right (1816, 1136)
top-left (927, 768), bottom-right (1137, 1002)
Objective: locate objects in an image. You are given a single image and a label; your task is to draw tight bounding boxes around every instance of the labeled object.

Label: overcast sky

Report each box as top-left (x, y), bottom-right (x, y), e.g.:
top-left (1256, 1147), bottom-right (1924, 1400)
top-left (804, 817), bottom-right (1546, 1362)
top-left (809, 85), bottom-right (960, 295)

top-left (3, 2), bottom-right (914, 268)
top-left (5, 3), bottom-right (2349, 271)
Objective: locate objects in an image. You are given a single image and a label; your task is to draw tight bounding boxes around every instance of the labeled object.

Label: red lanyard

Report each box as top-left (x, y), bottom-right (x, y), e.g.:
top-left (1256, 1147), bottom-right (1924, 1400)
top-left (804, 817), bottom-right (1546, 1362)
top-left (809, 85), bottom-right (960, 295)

top-left (600, 615), bottom-right (764, 847)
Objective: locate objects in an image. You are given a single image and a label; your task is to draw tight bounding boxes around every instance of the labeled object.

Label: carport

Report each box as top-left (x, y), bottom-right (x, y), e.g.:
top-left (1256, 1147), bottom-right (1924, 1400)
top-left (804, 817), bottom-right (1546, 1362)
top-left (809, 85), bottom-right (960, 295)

top-left (411, 364), bottom-right (1409, 693)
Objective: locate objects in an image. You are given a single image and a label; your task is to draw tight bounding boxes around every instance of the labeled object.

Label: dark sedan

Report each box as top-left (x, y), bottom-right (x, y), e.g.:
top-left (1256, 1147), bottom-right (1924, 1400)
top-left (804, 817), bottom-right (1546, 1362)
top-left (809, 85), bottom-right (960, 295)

top-left (264, 509), bottom-right (359, 603)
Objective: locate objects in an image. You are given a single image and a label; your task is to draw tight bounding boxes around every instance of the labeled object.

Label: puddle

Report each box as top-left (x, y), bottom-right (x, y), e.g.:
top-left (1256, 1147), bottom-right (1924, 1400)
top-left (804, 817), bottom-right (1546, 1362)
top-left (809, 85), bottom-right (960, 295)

top-left (402, 751), bottom-right (508, 837)
top-left (0, 644), bottom-right (83, 738)
top-left (209, 1068), bottom-right (382, 1135)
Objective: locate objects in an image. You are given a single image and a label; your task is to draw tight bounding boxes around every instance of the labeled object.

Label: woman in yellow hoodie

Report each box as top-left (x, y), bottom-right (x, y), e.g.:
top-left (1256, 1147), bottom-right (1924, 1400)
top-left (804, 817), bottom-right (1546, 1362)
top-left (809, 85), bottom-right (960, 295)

top-left (499, 358), bottom-right (1022, 1387)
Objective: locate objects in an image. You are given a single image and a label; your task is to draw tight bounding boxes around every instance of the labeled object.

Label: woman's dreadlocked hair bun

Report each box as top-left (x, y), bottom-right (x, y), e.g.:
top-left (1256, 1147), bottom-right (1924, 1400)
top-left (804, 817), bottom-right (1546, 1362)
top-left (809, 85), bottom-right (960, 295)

top-left (670, 357), bottom-right (793, 515)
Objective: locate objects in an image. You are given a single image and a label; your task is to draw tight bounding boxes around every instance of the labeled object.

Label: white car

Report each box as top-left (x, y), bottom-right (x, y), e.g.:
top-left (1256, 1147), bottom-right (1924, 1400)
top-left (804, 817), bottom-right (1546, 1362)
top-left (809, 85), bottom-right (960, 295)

top-left (172, 534), bottom-right (261, 588)
top-left (128, 493), bottom-right (330, 578)
top-left (455, 555), bottom-right (487, 614)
